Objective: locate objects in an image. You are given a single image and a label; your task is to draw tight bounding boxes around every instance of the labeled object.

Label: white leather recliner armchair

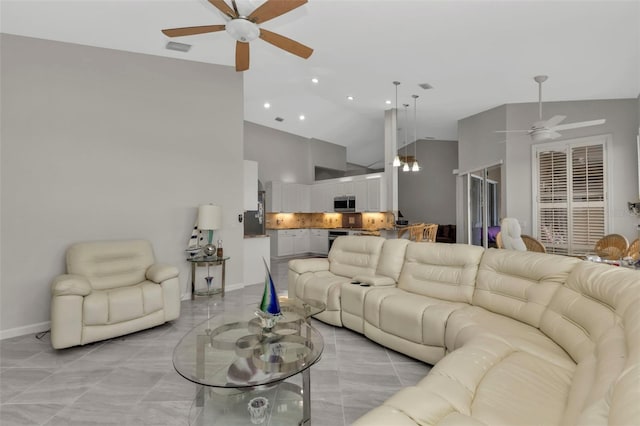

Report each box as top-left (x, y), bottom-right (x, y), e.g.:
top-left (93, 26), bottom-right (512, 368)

top-left (50, 239), bottom-right (181, 349)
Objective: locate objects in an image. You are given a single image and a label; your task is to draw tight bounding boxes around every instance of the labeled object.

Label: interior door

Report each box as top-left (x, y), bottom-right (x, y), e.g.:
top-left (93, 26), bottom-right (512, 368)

top-left (461, 164), bottom-right (502, 248)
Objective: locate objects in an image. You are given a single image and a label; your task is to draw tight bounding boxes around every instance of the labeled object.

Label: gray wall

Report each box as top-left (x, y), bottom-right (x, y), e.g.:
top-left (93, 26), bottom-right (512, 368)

top-left (1, 35), bottom-right (245, 335)
top-left (458, 97), bottom-right (639, 241)
top-left (244, 121), bottom-right (346, 184)
top-left (398, 140), bottom-right (458, 224)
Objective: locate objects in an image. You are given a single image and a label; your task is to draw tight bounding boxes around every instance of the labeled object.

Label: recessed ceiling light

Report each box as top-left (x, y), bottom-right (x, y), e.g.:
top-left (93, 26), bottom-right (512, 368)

top-left (385, 100), bottom-right (392, 105)
top-left (299, 115), bottom-right (306, 121)
top-left (347, 96), bottom-right (354, 101)
top-left (418, 83), bottom-right (434, 90)
top-left (311, 78), bottom-right (319, 84)
top-left (275, 117), bottom-right (284, 122)
top-left (264, 102), bottom-right (271, 109)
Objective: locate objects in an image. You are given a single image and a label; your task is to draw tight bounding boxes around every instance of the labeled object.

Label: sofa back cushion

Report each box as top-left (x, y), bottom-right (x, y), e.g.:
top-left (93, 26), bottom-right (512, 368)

top-left (328, 236), bottom-right (385, 278)
top-left (376, 239), bottom-right (410, 281)
top-left (66, 240), bottom-right (155, 291)
top-left (539, 262), bottom-right (640, 425)
top-left (397, 242), bottom-right (484, 303)
top-left (473, 249), bottom-right (580, 327)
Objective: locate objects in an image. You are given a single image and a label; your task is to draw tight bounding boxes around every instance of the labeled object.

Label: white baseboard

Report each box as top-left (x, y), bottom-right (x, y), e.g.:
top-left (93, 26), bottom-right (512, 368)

top-left (5, 284), bottom-right (249, 340)
top-left (0, 321), bottom-right (50, 341)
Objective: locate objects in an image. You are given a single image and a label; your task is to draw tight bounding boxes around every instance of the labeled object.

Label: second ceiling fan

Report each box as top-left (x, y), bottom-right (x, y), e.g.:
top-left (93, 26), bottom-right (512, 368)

top-left (162, 0), bottom-right (313, 72)
top-left (497, 75), bottom-right (606, 142)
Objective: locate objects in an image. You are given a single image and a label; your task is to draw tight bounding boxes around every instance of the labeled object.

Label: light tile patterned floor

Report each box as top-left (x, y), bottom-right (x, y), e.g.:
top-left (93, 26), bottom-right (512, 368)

top-left (0, 258), bottom-right (431, 425)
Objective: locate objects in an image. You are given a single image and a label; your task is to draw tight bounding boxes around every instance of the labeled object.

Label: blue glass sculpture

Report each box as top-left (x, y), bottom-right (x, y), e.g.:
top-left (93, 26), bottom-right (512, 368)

top-left (260, 258), bottom-right (281, 315)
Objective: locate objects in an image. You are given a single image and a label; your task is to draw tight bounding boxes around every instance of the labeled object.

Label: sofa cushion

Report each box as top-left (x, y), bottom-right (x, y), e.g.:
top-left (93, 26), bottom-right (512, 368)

top-left (375, 239), bottom-right (410, 281)
top-left (539, 262), bottom-right (640, 425)
top-left (473, 249), bottom-right (580, 328)
top-left (66, 240), bottom-right (155, 291)
top-left (83, 282), bottom-right (163, 326)
top-left (354, 335), bottom-right (575, 426)
top-left (328, 235), bottom-right (384, 278)
top-left (445, 305), bottom-right (573, 364)
top-left (398, 242), bottom-right (484, 303)
top-left (294, 270), bottom-right (348, 312)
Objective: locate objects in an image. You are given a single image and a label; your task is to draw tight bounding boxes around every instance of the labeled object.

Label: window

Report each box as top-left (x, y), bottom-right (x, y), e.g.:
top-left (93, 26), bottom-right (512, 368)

top-left (533, 136), bottom-right (608, 255)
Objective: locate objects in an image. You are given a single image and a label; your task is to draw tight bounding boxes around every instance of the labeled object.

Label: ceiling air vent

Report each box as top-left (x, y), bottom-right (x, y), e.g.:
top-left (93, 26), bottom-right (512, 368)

top-left (418, 83), bottom-right (433, 90)
top-left (275, 117), bottom-right (284, 122)
top-left (166, 41), bottom-right (191, 52)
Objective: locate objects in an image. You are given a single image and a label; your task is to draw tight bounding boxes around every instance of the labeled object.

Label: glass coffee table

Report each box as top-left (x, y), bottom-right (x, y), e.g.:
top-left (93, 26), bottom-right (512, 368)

top-left (173, 298), bottom-right (325, 425)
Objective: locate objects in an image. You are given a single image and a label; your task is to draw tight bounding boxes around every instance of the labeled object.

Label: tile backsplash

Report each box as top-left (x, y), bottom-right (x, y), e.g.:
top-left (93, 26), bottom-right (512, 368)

top-left (265, 212), bottom-right (394, 230)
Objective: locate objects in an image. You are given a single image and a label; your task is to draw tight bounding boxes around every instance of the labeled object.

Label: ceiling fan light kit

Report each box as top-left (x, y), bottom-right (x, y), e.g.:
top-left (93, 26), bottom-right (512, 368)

top-left (496, 75), bottom-right (606, 142)
top-left (161, 0), bottom-right (313, 71)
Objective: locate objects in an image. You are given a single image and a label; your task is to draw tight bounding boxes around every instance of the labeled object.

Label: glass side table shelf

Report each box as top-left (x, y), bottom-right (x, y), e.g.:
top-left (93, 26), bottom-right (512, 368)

top-left (187, 256), bottom-right (230, 299)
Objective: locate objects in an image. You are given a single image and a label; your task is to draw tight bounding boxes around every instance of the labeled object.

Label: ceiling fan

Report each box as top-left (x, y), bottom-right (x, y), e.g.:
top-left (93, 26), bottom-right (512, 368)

top-left (161, 0), bottom-right (313, 72)
top-left (496, 75), bottom-right (606, 142)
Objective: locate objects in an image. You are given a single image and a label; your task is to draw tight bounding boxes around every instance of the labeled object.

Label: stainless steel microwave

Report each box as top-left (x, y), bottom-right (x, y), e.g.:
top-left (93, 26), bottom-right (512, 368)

top-left (334, 196), bottom-right (356, 212)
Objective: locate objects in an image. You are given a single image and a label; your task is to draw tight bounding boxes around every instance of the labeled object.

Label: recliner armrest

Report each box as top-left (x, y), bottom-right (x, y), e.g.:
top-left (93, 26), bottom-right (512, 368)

top-left (289, 258), bottom-right (330, 274)
top-left (352, 274), bottom-right (397, 287)
top-left (52, 274), bottom-right (92, 296)
top-left (146, 263), bottom-right (179, 283)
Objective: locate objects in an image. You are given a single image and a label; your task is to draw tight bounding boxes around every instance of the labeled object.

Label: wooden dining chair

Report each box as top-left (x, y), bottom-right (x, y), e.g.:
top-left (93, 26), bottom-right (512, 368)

top-left (594, 234), bottom-right (629, 260)
top-left (625, 238), bottom-right (639, 261)
top-left (409, 223), bottom-right (427, 242)
top-left (521, 235), bottom-right (546, 253)
top-left (423, 224), bottom-right (438, 242)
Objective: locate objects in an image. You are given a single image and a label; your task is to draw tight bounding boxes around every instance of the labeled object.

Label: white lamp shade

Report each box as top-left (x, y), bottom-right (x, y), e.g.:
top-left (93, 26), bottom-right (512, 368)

top-left (198, 205), bottom-right (222, 230)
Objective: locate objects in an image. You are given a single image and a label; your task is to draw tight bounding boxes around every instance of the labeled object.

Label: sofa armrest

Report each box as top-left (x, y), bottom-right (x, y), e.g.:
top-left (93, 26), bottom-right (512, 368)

top-left (146, 263), bottom-right (179, 283)
top-left (52, 274), bottom-right (92, 296)
top-left (353, 274), bottom-right (397, 287)
top-left (289, 258), bottom-right (330, 274)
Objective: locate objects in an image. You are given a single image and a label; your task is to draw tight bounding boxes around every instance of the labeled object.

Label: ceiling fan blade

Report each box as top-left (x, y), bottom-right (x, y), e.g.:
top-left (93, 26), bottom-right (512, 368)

top-left (549, 131), bottom-right (562, 139)
top-left (207, 0), bottom-right (237, 18)
top-left (162, 25), bottom-right (226, 37)
top-left (236, 41), bottom-right (249, 71)
top-left (248, 0), bottom-right (307, 24)
top-left (494, 130), bottom-right (529, 133)
top-left (542, 115), bottom-right (566, 128)
top-left (552, 119), bottom-right (606, 132)
top-left (259, 29), bottom-right (313, 58)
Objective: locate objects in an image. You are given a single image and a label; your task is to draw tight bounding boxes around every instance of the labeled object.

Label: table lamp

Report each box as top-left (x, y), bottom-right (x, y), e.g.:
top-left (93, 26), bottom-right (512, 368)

top-left (198, 204), bottom-right (222, 256)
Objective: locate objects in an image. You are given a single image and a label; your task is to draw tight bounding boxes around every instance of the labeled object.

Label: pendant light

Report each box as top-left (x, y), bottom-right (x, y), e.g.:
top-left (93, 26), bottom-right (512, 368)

top-left (411, 94), bottom-right (420, 172)
top-left (392, 81), bottom-right (402, 167)
top-left (402, 103), bottom-right (410, 172)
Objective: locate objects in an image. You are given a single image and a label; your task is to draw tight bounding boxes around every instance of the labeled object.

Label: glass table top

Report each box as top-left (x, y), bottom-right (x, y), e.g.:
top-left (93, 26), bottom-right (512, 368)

top-left (173, 299), bottom-right (324, 389)
top-left (186, 255), bottom-right (230, 263)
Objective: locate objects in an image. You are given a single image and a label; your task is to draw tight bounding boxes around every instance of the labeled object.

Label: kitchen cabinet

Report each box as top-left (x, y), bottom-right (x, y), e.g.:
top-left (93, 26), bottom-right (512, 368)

top-left (309, 229), bottom-right (328, 254)
top-left (367, 177), bottom-right (382, 211)
top-left (265, 181), bottom-right (282, 212)
top-left (310, 183), bottom-right (332, 212)
top-left (268, 229), bottom-right (312, 257)
top-left (267, 182), bottom-right (310, 212)
top-left (353, 180), bottom-right (368, 212)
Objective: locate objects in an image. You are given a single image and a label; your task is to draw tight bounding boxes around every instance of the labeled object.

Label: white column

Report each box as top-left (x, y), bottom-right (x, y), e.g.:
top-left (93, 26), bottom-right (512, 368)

top-left (384, 109), bottom-right (399, 215)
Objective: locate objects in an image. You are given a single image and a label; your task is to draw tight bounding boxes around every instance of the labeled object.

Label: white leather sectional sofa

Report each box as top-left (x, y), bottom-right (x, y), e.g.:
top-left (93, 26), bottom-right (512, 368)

top-left (288, 236), bottom-right (640, 425)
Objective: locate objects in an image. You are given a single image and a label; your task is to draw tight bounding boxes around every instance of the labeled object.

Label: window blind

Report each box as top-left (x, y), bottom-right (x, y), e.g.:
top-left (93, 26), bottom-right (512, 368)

top-left (534, 140), bottom-right (606, 255)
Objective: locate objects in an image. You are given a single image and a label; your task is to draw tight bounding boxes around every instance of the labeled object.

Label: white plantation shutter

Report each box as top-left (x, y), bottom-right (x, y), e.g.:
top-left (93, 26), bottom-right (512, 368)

top-left (534, 139), bottom-right (607, 255)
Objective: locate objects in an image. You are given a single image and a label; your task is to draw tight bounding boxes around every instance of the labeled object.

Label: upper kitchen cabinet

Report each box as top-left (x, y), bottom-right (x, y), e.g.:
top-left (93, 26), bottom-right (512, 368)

top-left (310, 182), bottom-right (332, 212)
top-left (266, 182), bottom-right (310, 212)
top-left (243, 160), bottom-right (258, 211)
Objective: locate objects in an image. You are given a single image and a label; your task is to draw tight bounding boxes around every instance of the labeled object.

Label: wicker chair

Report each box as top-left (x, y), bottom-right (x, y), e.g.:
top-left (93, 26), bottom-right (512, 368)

top-left (594, 234), bottom-right (629, 260)
top-left (495, 232), bottom-right (503, 248)
top-left (423, 224), bottom-right (438, 243)
top-left (625, 238), bottom-right (639, 261)
top-left (521, 235), bottom-right (546, 253)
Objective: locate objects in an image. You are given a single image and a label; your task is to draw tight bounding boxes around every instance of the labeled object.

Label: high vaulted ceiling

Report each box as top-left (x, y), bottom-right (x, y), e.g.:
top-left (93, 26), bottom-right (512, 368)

top-left (2, 0), bottom-right (639, 168)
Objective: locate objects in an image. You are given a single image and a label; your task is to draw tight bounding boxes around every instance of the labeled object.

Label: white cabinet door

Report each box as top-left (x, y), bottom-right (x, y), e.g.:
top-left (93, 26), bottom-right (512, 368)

top-left (266, 182), bottom-right (282, 212)
top-left (367, 178), bottom-right (381, 211)
top-left (293, 229), bottom-right (310, 254)
top-left (278, 230), bottom-right (295, 256)
top-left (309, 229), bottom-right (328, 254)
top-left (311, 183), bottom-right (333, 212)
top-left (353, 180), bottom-right (368, 212)
top-left (299, 184), bottom-right (311, 213)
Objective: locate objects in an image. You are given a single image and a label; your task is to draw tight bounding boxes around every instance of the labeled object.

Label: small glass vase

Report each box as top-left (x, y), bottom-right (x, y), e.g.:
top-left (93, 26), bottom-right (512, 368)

top-left (204, 276), bottom-right (213, 294)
